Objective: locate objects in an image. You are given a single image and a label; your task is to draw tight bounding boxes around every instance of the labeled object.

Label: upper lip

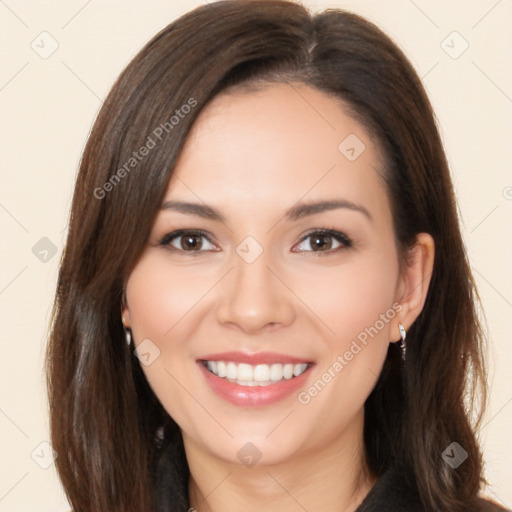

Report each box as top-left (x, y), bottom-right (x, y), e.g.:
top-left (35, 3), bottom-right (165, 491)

top-left (198, 351), bottom-right (312, 365)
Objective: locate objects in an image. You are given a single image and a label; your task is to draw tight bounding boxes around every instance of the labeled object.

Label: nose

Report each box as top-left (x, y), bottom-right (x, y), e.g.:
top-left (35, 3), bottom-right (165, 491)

top-left (216, 252), bottom-right (296, 334)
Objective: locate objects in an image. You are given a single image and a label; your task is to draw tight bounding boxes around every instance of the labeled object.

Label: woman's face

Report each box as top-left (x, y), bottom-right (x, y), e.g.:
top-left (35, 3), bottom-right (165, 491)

top-left (124, 83), bottom-right (407, 466)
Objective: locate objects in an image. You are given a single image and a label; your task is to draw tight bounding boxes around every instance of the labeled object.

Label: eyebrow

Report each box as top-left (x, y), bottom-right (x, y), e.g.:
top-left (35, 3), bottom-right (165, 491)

top-left (160, 198), bottom-right (372, 223)
top-left (160, 200), bottom-right (225, 222)
top-left (285, 199), bottom-right (372, 222)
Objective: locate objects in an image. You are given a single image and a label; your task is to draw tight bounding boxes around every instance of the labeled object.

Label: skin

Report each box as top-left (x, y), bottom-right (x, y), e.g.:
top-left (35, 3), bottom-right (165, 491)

top-left (123, 82), bottom-right (434, 512)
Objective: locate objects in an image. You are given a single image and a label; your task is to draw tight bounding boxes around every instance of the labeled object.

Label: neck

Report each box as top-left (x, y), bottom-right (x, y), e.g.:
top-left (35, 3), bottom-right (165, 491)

top-left (185, 412), bottom-right (375, 512)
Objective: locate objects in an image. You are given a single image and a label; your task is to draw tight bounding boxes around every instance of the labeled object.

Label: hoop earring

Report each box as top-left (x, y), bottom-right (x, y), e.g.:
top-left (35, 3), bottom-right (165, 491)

top-left (398, 323), bottom-right (406, 361)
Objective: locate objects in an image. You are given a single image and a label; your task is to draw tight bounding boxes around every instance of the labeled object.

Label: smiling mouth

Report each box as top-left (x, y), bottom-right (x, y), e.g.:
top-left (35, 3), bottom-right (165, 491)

top-left (201, 360), bottom-right (311, 387)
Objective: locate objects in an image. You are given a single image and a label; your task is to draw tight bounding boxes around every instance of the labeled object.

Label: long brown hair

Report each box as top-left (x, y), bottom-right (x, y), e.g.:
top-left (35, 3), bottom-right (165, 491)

top-left (45, 1), bottom-right (489, 510)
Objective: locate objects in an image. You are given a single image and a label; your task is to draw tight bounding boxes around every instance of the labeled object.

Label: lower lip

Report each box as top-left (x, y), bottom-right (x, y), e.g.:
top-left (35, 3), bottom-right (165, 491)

top-left (198, 363), bottom-right (312, 407)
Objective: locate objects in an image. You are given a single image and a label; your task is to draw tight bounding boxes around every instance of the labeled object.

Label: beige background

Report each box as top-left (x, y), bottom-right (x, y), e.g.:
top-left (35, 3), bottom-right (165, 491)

top-left (0, 1), bottom-right (511, 510)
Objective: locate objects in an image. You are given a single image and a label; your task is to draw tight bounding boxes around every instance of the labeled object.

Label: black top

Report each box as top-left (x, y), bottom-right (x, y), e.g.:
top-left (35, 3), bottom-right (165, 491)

top-left (153, 438), bottom-right (510, 512)
top-left (355, 465), bottom-right (509, 512)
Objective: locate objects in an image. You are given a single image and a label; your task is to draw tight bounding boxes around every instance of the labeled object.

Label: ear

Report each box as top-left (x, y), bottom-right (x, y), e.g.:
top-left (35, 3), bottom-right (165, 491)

top-left (121, 291), bottom-right (131, 328)
top-left (391, 232), bottom-right (435, 341)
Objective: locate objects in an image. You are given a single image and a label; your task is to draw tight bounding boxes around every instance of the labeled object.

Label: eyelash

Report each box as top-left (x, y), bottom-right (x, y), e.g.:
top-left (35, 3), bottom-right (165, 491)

top-left (157, 230), bottom-right (213, 257)
top-left (293, 228), bottom-right (354, 255)
top-left (158, 228), bottom-right (354, 256)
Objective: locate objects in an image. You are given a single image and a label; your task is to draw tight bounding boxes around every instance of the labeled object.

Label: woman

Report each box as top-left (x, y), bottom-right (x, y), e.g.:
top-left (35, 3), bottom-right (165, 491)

top-left (45, 1), bottom-right (506, 511)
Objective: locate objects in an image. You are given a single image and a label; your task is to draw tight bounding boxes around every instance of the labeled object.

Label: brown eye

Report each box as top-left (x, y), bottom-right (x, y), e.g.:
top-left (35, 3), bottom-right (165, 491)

top-left (179, 233), bottom-right (203, 250)
top-left (310, 234), bottom-right (334, 251)
top-left (294, 230), bottom-right (352, 253)
top-left (159, 230), bottom-right (217, 252)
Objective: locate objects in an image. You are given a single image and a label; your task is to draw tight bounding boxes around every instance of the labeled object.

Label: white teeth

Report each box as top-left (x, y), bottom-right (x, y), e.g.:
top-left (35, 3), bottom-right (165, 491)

top-left (283, 364), bottom-right (294, 379)
top-left (204, 360), bottom-right (309, 386)
top-left (226, 362), bottom-right (237, 380)
top-left (237, 363), bottom-right (253, 381)
top-left (253, 364), bottom-right (270, 382)
top-left (270, 363), bottom-right (283, 381)
top-left (217, 361), bottom-right (227, 378)
top-left (293, 363), bottom-right (308, 376)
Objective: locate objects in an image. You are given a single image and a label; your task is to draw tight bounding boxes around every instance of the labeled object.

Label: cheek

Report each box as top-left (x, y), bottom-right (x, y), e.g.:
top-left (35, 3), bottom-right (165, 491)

top-left (288, 252), bottom-right (400, 347)
top-left (337, 268), bottom-right (398, 341)
top-left (124, 254), bottom-right (214, 431)
top-left (126, 253), bottom-right (216, 341)
top-left (291, 257), bottom-right (400, 438)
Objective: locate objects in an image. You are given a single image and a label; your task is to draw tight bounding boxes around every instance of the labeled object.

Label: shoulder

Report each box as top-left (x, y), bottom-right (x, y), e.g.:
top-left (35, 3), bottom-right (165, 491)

top-left (475, 497), bottom-right (511, 512)
top-left (356, 466), bottom-right (423, 512)
top-left (357, 467), bottom-right (510, 512)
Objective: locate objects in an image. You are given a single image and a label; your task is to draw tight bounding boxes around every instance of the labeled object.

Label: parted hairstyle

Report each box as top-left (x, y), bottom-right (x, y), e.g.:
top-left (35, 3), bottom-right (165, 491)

top-left (45, 1), bottom-right (491, 511)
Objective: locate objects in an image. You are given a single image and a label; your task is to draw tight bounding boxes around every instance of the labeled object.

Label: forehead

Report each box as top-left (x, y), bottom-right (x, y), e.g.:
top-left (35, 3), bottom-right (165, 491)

top-left (165, 82), bottom-right (388, 220)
